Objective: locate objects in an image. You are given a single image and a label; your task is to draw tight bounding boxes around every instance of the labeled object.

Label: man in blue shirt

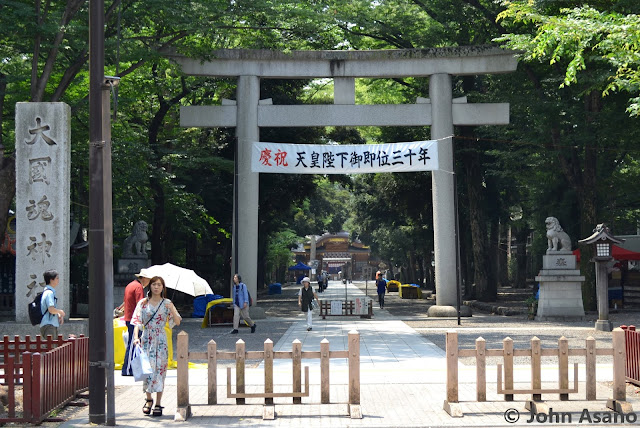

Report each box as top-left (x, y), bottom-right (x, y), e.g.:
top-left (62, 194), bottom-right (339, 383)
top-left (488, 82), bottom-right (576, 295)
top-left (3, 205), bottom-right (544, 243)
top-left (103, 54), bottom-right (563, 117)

top-left (40, 269), bottom-right (65, 338)
top-left (230, 274), bottom-right (256, 334)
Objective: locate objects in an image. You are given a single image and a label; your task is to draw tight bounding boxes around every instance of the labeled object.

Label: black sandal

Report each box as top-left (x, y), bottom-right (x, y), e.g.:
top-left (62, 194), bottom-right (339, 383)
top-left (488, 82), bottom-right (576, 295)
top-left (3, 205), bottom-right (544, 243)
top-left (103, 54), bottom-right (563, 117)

top-left (142, 399), bottom-right (153, 415)
top-left (152, 405), bottom-right (164, 416)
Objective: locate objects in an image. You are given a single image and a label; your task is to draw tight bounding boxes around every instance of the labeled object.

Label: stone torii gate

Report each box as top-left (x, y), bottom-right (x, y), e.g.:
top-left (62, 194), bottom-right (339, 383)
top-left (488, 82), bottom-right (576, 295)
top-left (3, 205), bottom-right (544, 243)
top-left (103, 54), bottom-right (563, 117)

top-left (170, 47), bottom-right (517, 315)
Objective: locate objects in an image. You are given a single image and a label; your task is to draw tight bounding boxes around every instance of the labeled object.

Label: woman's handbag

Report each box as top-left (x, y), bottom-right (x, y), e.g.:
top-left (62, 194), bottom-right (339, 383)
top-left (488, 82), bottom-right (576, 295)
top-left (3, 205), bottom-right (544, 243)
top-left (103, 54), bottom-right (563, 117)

top-left (130, 344), bottom-right (153, 382)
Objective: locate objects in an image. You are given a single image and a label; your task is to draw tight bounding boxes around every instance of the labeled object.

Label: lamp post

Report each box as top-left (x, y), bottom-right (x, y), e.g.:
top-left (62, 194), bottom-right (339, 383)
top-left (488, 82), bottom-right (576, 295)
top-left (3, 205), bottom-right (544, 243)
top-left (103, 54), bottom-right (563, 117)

top-left (579, 224), bottom-right (625, 332)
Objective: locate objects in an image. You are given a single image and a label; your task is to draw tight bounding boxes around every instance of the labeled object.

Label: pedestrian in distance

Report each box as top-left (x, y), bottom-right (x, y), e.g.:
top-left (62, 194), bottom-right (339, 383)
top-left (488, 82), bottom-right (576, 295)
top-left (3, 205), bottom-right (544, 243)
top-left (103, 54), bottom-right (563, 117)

top-left (298, 276), bottom-right (319, 331)
top-left (121, 269), bottom-right (152, 376)
top-left (40, 269), bottom-right (65, 338)
top-left (132, 276), bottom-right (182, 417)
top-left (230, 274), bottom-right (257, 334)
top-left (376, 271), bottom-right (386, 309)
top-left (317, 271), bottom-right (324, 293)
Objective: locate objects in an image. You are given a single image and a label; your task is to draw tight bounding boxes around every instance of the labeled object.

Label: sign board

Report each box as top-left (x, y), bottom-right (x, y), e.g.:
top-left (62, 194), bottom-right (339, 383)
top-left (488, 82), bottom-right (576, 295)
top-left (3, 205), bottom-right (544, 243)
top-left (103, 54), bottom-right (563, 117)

top-left (252, 141), bottom-right (438, 174)
top-left (330, 300), bottom-right (342, 315)
top-left (355, 297), bottom-right (368, 315)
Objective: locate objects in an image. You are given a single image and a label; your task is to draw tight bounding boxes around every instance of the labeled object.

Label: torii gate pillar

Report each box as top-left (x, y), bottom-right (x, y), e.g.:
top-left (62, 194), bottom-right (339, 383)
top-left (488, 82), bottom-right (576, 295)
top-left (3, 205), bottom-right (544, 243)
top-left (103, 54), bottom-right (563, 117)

top-left (234, 76), bottom-right (260, 298)
top-left (428, 74), bottom-right (458, 315)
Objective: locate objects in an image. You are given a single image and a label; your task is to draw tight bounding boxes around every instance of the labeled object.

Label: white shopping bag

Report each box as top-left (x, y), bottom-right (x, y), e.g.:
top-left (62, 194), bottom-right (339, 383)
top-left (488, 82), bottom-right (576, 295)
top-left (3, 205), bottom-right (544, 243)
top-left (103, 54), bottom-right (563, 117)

top-left (130, 345), bottom-right (152, 382)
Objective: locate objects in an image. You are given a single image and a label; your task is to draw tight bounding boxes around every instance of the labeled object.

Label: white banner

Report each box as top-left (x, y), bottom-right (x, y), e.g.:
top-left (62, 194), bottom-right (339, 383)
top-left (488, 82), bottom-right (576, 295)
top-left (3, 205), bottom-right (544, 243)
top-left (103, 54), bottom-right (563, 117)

top-left (252, 140), bottom-right (438, 174)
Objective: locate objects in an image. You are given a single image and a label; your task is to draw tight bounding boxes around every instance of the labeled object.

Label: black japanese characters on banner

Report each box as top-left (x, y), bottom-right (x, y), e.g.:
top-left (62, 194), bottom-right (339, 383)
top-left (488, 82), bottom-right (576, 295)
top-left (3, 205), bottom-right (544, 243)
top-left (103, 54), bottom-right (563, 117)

top-left (252, 141), bottom-right (439, 174)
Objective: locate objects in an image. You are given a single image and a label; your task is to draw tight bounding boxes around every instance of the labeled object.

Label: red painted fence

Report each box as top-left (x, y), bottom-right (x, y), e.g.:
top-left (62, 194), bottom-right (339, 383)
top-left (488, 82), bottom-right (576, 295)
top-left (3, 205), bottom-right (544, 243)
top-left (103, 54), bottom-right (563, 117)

top-left (621, 325), bottom-right (640, 386)
top-left (0, 335), bottom-right (89, 424)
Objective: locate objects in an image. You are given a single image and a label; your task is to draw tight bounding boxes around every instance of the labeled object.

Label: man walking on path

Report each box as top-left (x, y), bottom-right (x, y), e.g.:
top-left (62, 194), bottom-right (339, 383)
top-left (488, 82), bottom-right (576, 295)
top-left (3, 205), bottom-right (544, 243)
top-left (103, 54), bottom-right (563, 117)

top-left (121, 269), bottom-right (151, 376)
top-left (40, 269), bottom-right (65, 338)
top-left (298, 276), bottom-right (319, 331)
top-left (231, 274), bottom-right (256, 334)
top-left (376, 271), bottom-right (386, 309)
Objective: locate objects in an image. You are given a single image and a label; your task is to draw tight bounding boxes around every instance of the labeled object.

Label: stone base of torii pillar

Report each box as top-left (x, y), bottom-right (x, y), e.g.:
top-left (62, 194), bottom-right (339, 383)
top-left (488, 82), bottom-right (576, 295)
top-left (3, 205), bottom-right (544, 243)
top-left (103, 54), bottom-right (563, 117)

top-left (428, 305), bottom-right (472, 317)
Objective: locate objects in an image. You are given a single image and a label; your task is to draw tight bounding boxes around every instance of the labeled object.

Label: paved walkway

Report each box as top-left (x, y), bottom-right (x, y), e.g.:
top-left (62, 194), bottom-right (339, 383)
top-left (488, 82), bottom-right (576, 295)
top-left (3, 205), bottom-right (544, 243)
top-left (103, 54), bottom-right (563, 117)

top-left (61, 281), bottom-right (637, 427)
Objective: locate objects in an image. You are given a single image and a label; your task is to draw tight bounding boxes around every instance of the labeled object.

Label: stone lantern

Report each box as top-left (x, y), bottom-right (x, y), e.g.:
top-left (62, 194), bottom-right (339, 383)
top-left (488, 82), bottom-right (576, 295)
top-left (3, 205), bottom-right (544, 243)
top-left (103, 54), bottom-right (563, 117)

top-left (579, 224), bottom-right (625, 332)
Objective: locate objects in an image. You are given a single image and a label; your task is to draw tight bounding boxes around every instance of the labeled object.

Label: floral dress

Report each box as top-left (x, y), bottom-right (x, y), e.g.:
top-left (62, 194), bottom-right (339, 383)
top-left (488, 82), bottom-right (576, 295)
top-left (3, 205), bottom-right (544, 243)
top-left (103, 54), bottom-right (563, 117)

top-left (131, 298), bottom-right (177, 393)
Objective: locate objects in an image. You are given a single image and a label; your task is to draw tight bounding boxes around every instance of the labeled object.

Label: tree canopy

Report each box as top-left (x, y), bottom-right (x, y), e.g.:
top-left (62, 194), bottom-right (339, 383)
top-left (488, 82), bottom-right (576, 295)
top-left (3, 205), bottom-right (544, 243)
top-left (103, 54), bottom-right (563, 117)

top-left (1, 0), bottom-right (639, 309)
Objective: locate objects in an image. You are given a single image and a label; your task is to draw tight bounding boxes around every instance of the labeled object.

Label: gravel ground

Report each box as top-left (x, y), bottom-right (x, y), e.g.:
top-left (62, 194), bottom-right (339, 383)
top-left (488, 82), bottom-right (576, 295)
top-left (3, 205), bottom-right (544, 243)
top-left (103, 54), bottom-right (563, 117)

top-left (39, 281), bottom-right (640, 425)
top-left (351, 281), bottom-right (640, 366)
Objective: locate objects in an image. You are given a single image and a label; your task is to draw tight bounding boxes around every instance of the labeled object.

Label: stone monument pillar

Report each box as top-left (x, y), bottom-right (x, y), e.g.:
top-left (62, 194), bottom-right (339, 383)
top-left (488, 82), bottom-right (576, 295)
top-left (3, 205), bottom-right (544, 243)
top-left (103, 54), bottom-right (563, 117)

top-left (535, 217), bottom-right (585, 320)
top-left (15, 103), bottom-right (71, 323)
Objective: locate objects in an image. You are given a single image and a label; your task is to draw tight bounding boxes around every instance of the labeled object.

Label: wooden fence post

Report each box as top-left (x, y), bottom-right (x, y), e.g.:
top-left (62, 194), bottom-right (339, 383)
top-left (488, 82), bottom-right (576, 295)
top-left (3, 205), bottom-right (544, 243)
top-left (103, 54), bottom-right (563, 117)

top-left (612, 327), bottom-right (626, 401)
top-left (531, 336), bottom-right (541, 402)
top-left (586, 336), bottom-right (596, 401)
top-left (175, 331), bottom-right (191, 421)
top-left (446, 331), bottom-right (459, 403)
top-left (558, 336), bottom-right (568, 401)
top-left (32, 353), bottom-right (42, 423)
top-left (208, 340), bottom-right (217, 405)
top-left (475, 337), bottom-right (486, 402)
top-left (443, 331), bottom-right (462, 417)
top-left (292, 339), bottom-right (302, 404)
top-left (348, 330), bottom-right (360, 405)
top-left (503, 337), bottom-right (514, 402)
top-left (321, 338), bottom-right (330, 404)
top-left (23, 352), bottom-right (32, 422)
top-left (264, 339), bottom-right (274, 405)
top-left (236, 339), bottom-right (246, 405)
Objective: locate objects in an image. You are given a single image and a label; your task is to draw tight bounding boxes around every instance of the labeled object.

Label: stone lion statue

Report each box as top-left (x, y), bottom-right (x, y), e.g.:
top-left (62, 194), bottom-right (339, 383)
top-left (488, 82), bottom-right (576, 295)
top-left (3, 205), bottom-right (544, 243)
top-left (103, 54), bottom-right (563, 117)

top-left (545, 216), bottom-right (572, 254)
top-left (122, 220), bottom-right (148, 258)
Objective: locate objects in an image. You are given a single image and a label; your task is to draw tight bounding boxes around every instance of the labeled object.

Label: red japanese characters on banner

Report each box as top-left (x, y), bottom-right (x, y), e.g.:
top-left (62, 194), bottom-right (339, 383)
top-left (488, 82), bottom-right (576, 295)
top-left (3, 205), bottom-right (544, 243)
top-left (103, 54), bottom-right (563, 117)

top-left (252, 141), bottom-right (439, 174)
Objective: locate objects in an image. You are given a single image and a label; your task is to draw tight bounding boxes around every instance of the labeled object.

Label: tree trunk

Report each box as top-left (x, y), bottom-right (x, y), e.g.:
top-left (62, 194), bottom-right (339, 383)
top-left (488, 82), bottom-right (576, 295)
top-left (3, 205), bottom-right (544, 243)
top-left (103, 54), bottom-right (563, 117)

top-left (497, 219), bottom-right (510, 287)
top-left (150, 177), bottom-right (167, 264)
top-left (417, 254), bottom-right (425, 287)
top-left (461, 137), bottom-right (494, 301)
top-left (0, 155), bottom-right (15, 241)
top-left (513, 226), bottom-right (529, 289)
top-left (551, 90), bottom-right (600, 311)
top-left (0, 74), bottom-right (13, 241)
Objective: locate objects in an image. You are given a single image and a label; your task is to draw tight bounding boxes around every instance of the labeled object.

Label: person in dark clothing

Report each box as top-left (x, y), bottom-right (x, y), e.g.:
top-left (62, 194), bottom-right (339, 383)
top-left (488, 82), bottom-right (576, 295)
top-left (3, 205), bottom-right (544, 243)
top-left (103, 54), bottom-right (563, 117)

top-left (376, 271), bottom-right (386, 309)
top-left (298, 277), bottom-right (319, 331)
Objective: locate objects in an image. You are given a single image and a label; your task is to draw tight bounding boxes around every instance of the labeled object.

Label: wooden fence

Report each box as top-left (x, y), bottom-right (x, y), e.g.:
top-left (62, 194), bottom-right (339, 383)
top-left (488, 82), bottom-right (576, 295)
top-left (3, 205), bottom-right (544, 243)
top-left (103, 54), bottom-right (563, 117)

top-left (444, 328), bottom-right (628, 417)
top-left (621, 325), bottom-right (640, 386)
top-left (0, 335), bottom-right (89, 424)
top-left (175, 329), bottom-right (361, 421)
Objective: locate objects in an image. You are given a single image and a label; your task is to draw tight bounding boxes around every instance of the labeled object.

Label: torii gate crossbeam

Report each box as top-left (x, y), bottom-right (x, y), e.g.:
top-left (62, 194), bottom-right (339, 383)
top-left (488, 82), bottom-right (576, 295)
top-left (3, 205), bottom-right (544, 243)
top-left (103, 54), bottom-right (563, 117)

top-left (171, 47), bottom-right (518, 316)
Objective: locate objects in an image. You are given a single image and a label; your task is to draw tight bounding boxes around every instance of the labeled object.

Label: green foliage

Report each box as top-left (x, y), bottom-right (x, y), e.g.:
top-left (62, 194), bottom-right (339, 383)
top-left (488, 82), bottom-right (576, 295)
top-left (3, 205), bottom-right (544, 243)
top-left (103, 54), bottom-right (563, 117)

top-left (265, 229), bottom-right (301, 282)
top-left (497, 2), bottom-right (640, 116)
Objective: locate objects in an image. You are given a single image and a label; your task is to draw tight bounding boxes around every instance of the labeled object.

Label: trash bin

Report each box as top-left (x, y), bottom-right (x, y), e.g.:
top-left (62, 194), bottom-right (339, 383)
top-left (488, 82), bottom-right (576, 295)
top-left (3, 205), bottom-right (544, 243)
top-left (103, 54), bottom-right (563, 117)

top-left (268, 283), bottom-right (282, 295)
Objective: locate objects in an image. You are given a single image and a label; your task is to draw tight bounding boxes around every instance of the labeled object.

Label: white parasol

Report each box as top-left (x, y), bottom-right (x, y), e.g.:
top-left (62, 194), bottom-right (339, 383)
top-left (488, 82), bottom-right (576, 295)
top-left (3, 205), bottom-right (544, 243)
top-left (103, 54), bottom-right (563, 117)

top-left (143, 263), bottom-right (213, 297)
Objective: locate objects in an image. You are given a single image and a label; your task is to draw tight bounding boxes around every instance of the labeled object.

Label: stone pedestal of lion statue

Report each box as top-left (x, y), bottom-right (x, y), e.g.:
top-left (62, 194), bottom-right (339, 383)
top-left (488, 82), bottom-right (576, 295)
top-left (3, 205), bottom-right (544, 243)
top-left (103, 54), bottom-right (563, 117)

top-left (534, 217), bottom-right (585, 321)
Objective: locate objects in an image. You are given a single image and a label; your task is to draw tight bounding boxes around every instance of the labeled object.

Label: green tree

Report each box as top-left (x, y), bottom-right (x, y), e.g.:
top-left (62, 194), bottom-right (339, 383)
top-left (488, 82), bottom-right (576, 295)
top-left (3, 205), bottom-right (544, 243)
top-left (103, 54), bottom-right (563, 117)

top-left (496, 0), bottom-right (640, 309)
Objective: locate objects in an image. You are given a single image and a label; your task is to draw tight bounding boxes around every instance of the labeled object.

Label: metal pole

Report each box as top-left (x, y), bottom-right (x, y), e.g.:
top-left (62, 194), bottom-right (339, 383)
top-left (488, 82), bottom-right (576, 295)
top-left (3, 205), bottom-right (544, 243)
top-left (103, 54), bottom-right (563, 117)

top-left (89, 0), bottom-right (106, 423)
top-left (453, 140), bottom-right (462, 326)
top-left (232, 136), bottom-right (238, 294)
top-left (344, 264), bottom-right (347, 302)
top-left (102, 82), bottom-right (116, 426)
